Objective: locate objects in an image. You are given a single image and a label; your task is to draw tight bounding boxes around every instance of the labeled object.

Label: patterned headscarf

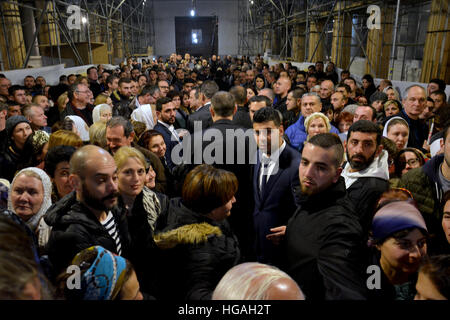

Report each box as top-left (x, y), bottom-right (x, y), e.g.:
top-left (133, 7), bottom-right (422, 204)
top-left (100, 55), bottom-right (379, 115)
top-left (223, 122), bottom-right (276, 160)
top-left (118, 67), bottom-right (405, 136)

top-left (72, 246), bottom-right (128, 300)
top-left (31, 130), bottom-right (50, 155)
top-left (8, 167), bottom-right (52, 232)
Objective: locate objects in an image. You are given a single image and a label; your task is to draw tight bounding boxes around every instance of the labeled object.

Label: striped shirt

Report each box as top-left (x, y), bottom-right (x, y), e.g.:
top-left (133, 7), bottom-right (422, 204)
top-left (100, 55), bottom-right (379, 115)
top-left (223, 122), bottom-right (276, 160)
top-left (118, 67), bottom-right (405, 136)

top-left (101, 211), bottom-right (122, 256)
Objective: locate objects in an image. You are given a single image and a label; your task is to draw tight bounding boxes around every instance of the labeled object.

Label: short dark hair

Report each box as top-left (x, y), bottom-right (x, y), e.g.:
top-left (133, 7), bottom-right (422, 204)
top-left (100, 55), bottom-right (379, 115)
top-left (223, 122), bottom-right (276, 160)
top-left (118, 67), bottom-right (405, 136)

top-left (139, 85), bottom-right (154, 97)
top-left (347, 119), bottom-right (382, 145)
top-left (118, 77), bottom-right (132, 86)
top-left (138, 129), bottom-right (164, 150)
top-left (305, 133), bottom-right (344, 168)
top-left (248, 95), bottom-right (271, 107)
top-left (200, 80), bottom-right (219, 99)
top-left (430, 90), bottom-right (447, 103)
top-left (290, 88), bottom-right (306, 100)
top-left (419, 254), bottom-right (450, 300)
top-left (229, 86), bottom-right (246, 105)
top-left (106, 75), bottom-right (118, 85)
top-left (87, 66), bottom-right (97, 75)
top-left (429, 78), bottom-right (446, 92)
top-left (44, 145), bottom-right (76, 178)
top-left (106, 116), bottom-right (134, 137)
top-left (443, 122), bottom-right (450, 142)
top-left (59, 75), bottom-right (67, 82)
top-left (252, 107), bottom-right (282, 127)
top-left (8, 85), bottom-right (25, 97)
top-left (156, 97), bottom-right (172, 112)
top-left (211, 91), bottom-right (236, 117)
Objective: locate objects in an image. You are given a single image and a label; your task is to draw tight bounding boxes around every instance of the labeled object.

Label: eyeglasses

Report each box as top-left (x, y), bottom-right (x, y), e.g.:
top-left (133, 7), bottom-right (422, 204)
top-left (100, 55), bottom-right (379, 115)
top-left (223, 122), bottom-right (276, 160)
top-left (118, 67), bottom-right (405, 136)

top-left (76, 90), bottom-right (90, 94)
top-left (402, 158), bottom-right (420, 166)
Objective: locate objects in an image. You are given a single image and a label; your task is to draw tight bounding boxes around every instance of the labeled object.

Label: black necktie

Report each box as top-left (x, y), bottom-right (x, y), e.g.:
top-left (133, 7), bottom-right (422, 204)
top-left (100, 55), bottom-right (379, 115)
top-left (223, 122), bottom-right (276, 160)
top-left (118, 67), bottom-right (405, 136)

top-left (260, 162), bottom-right (268, 195)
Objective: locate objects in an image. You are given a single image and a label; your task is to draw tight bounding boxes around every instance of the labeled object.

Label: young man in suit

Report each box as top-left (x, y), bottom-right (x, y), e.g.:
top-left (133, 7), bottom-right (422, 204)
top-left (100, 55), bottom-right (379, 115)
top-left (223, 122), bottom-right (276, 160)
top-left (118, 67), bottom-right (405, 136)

top-left (252, 107), bottom-right (301, 267)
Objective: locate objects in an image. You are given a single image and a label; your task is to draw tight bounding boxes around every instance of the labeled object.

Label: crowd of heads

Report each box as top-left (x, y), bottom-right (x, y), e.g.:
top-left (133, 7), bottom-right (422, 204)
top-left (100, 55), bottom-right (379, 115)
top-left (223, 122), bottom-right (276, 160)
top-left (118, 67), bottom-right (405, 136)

top-left (0, 53), bottom-right (448, 301)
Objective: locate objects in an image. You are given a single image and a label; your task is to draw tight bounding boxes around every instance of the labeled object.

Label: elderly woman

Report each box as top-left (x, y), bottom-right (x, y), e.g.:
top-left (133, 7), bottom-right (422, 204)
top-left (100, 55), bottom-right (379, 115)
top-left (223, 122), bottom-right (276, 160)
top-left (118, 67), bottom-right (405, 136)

top-left (368, 200), bottom-right (428, 300)
top-left (383, 116), bottom-right (409, 150)
top-left (114, 146), bottom-right (168, 295)
top-left (92, 103), bottom-right (113, 124)
top-left (7, 167), bottom-right (52, 249)
top-left (56, 246), bottom-right (143, 300)
top-left (154, 164), bottom-right (240, 300)
top-left (305, 112), bottom-right (331, 140)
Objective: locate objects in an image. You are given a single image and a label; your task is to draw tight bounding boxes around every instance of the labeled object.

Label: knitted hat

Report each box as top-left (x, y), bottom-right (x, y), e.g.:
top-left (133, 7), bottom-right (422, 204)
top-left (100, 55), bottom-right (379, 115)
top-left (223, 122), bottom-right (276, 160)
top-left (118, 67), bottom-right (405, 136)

top-left (369, 91), bottom-right (388, 104)
top-left (5, 115), bottom-right (30, 140)
top-left (372, 200), bottom-right (428, 241)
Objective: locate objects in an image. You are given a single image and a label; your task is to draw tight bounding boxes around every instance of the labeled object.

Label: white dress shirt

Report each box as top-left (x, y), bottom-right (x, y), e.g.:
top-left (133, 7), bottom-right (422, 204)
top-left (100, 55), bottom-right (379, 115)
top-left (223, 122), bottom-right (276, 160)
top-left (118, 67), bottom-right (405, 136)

top-left (259, 141), bottom-right (286, 192)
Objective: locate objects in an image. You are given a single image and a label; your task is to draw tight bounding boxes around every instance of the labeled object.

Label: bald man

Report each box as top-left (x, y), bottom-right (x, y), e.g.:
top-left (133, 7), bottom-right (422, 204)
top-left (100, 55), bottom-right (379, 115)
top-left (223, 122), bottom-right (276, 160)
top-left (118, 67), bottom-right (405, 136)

top-left (212, 262), bottom-right (305, 300)
top-left (273, 76), bottom-right (295, 128)
top-left (45, 145), bottom-right (130, 275)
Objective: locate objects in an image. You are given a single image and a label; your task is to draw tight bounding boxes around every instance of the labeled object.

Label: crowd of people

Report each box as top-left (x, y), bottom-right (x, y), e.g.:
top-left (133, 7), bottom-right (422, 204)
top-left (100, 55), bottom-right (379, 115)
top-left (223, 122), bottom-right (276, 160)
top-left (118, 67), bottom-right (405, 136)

top-left (0, 52), bottom-right (449, 301)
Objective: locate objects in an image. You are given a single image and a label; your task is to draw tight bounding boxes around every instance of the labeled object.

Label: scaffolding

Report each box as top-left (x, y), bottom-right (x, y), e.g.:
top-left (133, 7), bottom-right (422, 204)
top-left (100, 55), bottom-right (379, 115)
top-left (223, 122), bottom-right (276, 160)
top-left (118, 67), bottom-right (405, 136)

top-left (238, 0), bottom-right (449, 83)
top-left (0, 0), bottom-right (156, 70)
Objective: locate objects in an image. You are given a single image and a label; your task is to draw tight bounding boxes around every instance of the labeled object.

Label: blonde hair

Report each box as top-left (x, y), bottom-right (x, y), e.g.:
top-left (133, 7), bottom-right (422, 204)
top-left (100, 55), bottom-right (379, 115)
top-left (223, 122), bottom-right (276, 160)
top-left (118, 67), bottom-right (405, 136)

top-left (56, 92), bottom-right (68, 113)
top-left (89, 122), bottom-right (107, 148)
top-left (48, 130), bottom-right (84, 149)
top-left (113, 146), bottom-right (147, 171)
top-left (212, 262), bottom-right (304, 300)
top-left (94, 94), bottom-right (110, 106)
top-left (304, 112), bottom-right (331, 133)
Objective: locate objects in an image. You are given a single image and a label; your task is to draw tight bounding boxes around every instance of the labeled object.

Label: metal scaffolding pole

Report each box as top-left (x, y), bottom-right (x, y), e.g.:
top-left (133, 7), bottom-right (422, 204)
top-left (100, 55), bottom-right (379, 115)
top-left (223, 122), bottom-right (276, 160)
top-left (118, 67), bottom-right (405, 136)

top-left (389, 0), bottom-right (401, 80)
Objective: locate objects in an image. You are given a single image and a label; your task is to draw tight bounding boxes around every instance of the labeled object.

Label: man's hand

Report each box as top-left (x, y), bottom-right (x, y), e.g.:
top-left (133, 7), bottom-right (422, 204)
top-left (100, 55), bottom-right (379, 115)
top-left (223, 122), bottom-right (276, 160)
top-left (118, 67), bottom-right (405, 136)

top-left (266, 226), bottom-right (287, 245)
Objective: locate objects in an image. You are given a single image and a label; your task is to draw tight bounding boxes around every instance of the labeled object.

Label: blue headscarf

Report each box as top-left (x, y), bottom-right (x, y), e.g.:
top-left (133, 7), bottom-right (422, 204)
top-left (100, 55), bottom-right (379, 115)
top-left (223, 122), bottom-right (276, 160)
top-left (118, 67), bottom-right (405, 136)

top-left (72, 246), bottom-right (127, 300)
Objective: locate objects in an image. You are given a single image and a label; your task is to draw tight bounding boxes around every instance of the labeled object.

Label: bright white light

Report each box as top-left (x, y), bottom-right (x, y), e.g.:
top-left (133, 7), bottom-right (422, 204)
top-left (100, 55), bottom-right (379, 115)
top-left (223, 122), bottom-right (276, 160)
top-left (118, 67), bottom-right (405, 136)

top-left (81, 17), bottom-right (87, 24)
top-left (250, 0), bottom-right (254, 4)
top-left (190, 9), bottom-right (195, 16)
top-left (193, 38), bottom-right (198, 44)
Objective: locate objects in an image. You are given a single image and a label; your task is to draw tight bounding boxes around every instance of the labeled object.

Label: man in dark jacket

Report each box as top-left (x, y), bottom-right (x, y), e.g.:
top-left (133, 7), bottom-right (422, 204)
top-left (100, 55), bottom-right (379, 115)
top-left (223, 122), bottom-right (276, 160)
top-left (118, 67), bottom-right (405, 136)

top-left (341, 120), bottom-right (390, 233)
top-left (61, 83), bottom-right (94, 126)
top-left (110, 78), bottom-right (133, 118)
top-left (399, 123), bottom-right (450, 237)
top-left (284, 133), bottom-right (368, 300)
top-left (253, 107), bottom-right (300, 267)
top-left (187, 80), bottom-right (219, 133)
top-left (45, 145), bottom-right (131, 276)
top-left (230, 86), bottom-right (252, 129)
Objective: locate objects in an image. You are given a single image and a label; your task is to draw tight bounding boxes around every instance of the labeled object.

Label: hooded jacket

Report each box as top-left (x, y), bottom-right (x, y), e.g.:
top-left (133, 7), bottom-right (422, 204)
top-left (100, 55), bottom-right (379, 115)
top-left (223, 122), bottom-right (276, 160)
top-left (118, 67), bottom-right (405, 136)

top-left (285, 177), bottom-right (368, 300)
top-left (153, 198), bottom-right (240, 300)
top-left (341, 150), bottom-right (390, 233)
top-left (44, 192), bottom-right (130, 278)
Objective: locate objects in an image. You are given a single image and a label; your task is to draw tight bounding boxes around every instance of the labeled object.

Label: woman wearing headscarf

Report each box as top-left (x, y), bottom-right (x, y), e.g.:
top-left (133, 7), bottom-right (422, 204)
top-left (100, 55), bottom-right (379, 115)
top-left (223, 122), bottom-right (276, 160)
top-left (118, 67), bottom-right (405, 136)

top-left (367, 200), bottom-right (428, 300)
top-left (92, 103), bottom-right (113, 124)
top-left (7, 167), bottom-right (52, 251)
top-left (383, 116), bottom-right (409, 151)
top-left (64, 115), bottom-right (90, 142)
top-left (56, 246), bottom-right (143, 300)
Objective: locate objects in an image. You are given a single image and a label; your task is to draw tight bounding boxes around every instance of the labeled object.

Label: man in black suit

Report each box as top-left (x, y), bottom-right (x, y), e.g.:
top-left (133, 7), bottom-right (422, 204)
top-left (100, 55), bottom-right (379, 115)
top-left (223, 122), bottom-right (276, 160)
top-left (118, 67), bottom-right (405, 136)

top-left (187, 80), bottom-right (219, 133)
top-left (191, 91), bottom-right (256, 261)
top-left (153, 97), bottom-right (182, 171)
top-left (252, 107), bottom-right (300, 267)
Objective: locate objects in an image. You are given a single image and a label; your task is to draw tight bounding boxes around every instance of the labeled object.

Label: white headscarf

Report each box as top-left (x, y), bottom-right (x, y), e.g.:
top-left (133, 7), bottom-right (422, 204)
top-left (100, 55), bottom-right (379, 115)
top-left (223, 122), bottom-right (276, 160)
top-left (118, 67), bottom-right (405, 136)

top-left (8, 167), bottom-right (52, 232)
top-left (92, 104), bottom-right (112, 123)
top-left (66, 115), bottom-right (90, 142)
top-left (131, 104), bottom-right (155, 130)
top-left (382, 116), bottom-right (409, 149)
